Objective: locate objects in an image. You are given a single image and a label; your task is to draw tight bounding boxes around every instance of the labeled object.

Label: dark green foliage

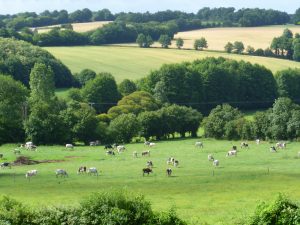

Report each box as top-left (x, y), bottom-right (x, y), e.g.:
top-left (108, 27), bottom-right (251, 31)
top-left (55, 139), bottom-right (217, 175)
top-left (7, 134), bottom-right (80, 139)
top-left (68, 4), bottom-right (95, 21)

top-left (194, 37), bottom-right (208, 50)
top-left (203, 104), bottom-right (242, 139)
top-left (81, 73), bottom-right (121, 113)
top-left (0, 38), bottom-right (74, 88)
top-left (233, 41), bottom-right (245, 54)
top-left (275, 69), bottom-right (300, 101)
top-left (136, 33), bottom-right (154, 48)
top-left (293, 43), bottom-right (300, 61)
top-left (158, 34), bottom-right (172, 48)
top-left (138, 111), bottom-right (164, 140)
top-left (118, 79), bottom-right (137, 96)
top-left (249, 194), bottom-right (300, 225)
top-left (74, 69), bottom-right (96, 87)
top-left (254, 48), bottom-right (265, 56)
top-left (108, 114), bottom-right (140, 143)
top-left (294, 8), bottom-right (300, 24)
top-left (0, 192), bottom-right (185, 225)
top-left (224, 42), bottom-right (234, 53)
top-left (176, 38), bottom-right (184, 49)
top-left (0, 75), bottom-right (28, 144)
top-left (246, 46), bottom-right (255, 54)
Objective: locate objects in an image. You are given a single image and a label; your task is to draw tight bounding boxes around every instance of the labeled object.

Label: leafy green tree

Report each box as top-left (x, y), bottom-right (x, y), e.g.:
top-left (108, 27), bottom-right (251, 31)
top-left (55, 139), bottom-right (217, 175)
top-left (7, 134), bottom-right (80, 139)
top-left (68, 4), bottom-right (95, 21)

top-left (194, 37), bottom-right (208, 50)
top-left (81, 73), bottom-right (121, 113)
top-left (0, 75), bottom-right (28, 144)
top-left (108, 91), bottom-right (159, 118)
top-left (224, 42), bottom-right (233, 53)
top-left (74, 69), bottom-right (96, 86)
top-left (138, 111), bottom-right (163, 140)
top-left (246, 46), bottom-right (255, 55)
top-left (252, 110), bottom-right (272, 140)
top-left (118, 79), bottom-right (137, 96)
top-left (136, 34), bottom-right (154, 48)
top-left (176, 38), bottom-right (184, 49)
top-left (275, 69), bottom-right (300, 101)
top-left (203, 104), bottom-right (242, 139)
top-left (67, 88), bottom-right (83, 102)
top-left (271, 37), bottom-right (281, 55)
top-left (294, 8), bottom-right (300, 24)
top-left (158, 34), bottom-right (172, 48)
top-left (287, 110), bottom-right (300, 139)
top-left (293, 43), bottom-right (300, 61)
top-left (108, 113), bottom-right (140, 143)
top-left (233, 41), bottom-right (245, 54)
top-left (254, 48), bottom-right (264, 56)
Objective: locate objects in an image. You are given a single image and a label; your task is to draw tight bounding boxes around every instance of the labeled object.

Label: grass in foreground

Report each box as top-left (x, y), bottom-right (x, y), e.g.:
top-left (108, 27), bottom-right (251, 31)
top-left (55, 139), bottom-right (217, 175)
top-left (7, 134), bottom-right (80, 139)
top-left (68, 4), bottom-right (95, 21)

top-left (45, 46), bottom-right (300, 83)
top-left (1, 139), bottom-right (300, 224)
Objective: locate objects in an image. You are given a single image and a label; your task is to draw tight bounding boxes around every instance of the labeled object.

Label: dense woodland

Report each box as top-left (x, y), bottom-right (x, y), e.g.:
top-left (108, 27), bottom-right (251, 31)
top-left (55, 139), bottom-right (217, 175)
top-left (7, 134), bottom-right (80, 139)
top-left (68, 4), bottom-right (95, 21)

top-left (1, 38), bottom-right (300, 145)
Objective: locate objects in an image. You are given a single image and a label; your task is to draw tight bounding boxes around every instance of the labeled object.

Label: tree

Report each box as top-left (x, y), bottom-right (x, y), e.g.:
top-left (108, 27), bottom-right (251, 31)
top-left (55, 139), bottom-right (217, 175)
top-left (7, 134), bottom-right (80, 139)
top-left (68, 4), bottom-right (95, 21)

top-left (158, 34), bottom-right (171, 48)
top-left (0, 75), bottom-right (28, 144)
top-left (74, 69), bottom-right (96, 87)
top-left (176, 38), bottom-right (184, 49)
top-left (224, 42), bottom-right (233, 53)
top-left (118, 79), bottom-right (137, 96)
top-left (246, 46), bottom-right (255, 55)
top-left (293, 43), bottom-right (300, 61)
top-left (107, 91), bottom-right (159, 118)
top-left (294, 8), bottom-right (300, 24)
top-left (136, 33), bottom-right (153, 48)
top-left (254, 48), bottom-right (264, 56)
top-left (138, 111), bottom-right (163, 140)
top-left (233, 41), bottom-right (244, 54)
top-left (108, 113), bottom-right (140, 143)
top-left (81, 73), bottom-right (121, 113)
top-left (194, 37), bottom-right (208, 50)
top-left (275, 69), bottom-right (300, 101)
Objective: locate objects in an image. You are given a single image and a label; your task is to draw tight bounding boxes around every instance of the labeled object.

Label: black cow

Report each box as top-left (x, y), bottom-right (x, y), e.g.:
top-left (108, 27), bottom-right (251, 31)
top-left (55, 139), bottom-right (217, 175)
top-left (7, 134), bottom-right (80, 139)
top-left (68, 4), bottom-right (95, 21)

top-left (0, 162), bottom-right (11, 169)
top-left (166, 168), bottom-right (172, 177)
top-left (104, 145), bottom-right (113, 150)
top-left (142, 168), bottom-right (152, 176)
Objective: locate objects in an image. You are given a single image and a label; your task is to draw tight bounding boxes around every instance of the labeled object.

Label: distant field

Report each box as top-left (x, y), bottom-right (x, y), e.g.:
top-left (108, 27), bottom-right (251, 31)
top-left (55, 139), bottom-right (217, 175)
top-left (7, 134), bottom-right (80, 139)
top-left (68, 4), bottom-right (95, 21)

top-left (45, 46), bottom-right (300, 82)
top-left (35, 21), bottom-right (112, 33)
top-left (1, 139), bottom-right (300, 224)
top-left (172, 25), bottom-right (300, 51)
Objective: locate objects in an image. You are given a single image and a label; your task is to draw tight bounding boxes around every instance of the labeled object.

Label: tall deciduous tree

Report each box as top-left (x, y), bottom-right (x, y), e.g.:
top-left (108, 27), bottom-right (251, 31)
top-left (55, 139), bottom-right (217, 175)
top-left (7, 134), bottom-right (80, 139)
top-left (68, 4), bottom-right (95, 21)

top-left (224, 42), bottom-right (233, 53)
top-left (194, 37), bottom-right (208, 50)
top-left (176, 38), bottom-right (184, 49)
top-left (158, 34), bottom-right (171, 48)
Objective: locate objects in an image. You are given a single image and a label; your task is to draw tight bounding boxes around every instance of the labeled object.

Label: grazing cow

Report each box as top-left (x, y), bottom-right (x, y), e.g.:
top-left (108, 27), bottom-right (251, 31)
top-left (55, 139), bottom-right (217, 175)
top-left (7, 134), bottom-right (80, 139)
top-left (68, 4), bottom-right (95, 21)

top-left (0, 162), bottom-right (11, 169)
top-left (227, 150), bottom-right (237, 157)
top-left (24, 142), bottom-right (37, 151)
top-left (90, 141), bottom-right (100, 146)
top-left (256, 139), bottom-right (260, 145)
top-left (13, 149), bottom-right (21, 155)
top-left (145, 142), bottom-right (155, 147)
top-left (195, 141), bottom-right (203, 148)
top-left (0, 153), bottom-right (3, 159)
top-left (65, 144), bottom-right (74, 150)
top-left (87, 167), bottom-right (98, 176)
top-left (276, 142), bottom-right (286, 149)
top-left (142, 150), bottom-right (150, 157)
top-left (106, 150), bottom-right (115, 156)
top-left (149, 143), bottom-right (156, 147)
top-left (173, 160), bottom-right (179, 167)
top-left (133, 151), bottom-right (138, 158)
top-left (147, 161), bottom-right (153, 168)
top-left (213, 160), bottom-right (219, 167)
top-left (241, 142), bottom-right (249, 148)
top-left (208, 154), bottom-right (214, 161)
top-left (166, 168), bottom-right (172, 177)
top-left (270, 146), bottom-right (277, 153)
top-left (167, 158), bottom-right (173, 165)
top-left (77, 166), bottom-right (87, 174)
top-left (56, 169), bottom-right (68, 178)
top-left (25, 170), bottom-right (37, 179)
top-left (117, 145), bottom-right (126, 153)
top-left (104, 145), bottom-right (113, 150)
top-left (144, 141), bottom-right (150, 146)
top-left (142, 168), bottom-right (152, 176)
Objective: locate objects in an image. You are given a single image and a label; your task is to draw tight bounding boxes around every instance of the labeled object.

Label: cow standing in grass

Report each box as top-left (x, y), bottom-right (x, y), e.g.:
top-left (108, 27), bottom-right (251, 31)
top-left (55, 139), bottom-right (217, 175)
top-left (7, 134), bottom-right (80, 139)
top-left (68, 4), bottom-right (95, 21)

top-left (142, 150), bottom-right (150, 157)
top-left (213, 160), bottom-right (219, 167)
top-left (0, 162), bottom-right (11, 169)
top-left (56, 169), bottom-right (68, 178)
top-left (195, 142), bottom-right (203, 148)
top-left (77, 166), bottom-right (87, 174)
top-left (26, 170), bottom-right (37, 179)
top-left (142, 168), bottom-right (152, 176)
top-left (166, 168), bottom-right (172, 177)
top-left (87, 167), bottom-right (98, 176)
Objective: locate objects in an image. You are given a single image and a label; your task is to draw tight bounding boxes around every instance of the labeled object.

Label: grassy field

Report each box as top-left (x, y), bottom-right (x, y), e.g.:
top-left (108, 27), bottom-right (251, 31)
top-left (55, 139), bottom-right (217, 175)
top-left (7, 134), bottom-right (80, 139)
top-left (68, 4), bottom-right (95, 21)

top-left (1, 139), bottom-right (300, 224)
top-left (172, 25), bottom-right (300, 51)
top-left (35, 21), bottom-right (112, 33)
top-left (46, 46), bottom-right (300, 83)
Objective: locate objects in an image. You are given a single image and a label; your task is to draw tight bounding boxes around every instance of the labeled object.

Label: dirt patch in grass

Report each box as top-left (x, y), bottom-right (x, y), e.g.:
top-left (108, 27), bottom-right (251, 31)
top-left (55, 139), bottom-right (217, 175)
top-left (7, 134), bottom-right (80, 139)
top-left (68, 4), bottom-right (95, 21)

top-left (13, 156), bottom-right (65, 165)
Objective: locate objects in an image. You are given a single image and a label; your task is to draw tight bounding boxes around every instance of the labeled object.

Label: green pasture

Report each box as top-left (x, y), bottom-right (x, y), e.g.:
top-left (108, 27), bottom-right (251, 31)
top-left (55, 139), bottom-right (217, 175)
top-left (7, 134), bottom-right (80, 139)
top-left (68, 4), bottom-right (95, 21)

top-left (45, 46), bottom-right (300, 83)
top-left (1, 139), bottom-right (300, 224)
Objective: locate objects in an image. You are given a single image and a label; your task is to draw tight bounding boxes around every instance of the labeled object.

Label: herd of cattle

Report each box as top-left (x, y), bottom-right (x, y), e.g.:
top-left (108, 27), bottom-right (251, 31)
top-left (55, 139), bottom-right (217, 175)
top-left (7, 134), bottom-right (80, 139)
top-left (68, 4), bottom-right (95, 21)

top-left (0, 139), bottom-right (299, 180)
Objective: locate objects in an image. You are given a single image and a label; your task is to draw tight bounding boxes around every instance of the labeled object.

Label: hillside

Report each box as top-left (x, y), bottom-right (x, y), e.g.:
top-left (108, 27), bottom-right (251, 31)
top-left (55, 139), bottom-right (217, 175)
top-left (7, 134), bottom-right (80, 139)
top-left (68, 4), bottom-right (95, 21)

top-left (173, 25), bottom-right (300, 51)
top-left (45, 45), bottom-right (300, 82)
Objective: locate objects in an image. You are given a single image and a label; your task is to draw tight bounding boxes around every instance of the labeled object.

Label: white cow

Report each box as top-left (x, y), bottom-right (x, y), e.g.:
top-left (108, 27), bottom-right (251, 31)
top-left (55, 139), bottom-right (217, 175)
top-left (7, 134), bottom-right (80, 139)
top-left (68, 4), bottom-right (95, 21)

top-left (173, 160), bottom-right (179, 167)
top-left (213, 160), bottom-right (219, 167)
top-left (25, 169), bottom-right (38, 179)
top-left (276, 142), bottom-right (286, 149)
top-left (117, 145), bottom-right (126, 153)
top-left (149, 143), bottom-right (156, 147)
top-left (227, 150), bottom-right (237, 157)
top-left (56, 169), bottom-right (68, 178)
top-left (256, 139), bottom-right (260, 145)
top-left (65, 144), bottom-right (74, 150)
top-left (208, 154), bottom-right (214, 161)
top-left (87, 167), bottom-right (98, 176)
top-left (167, 158), bottom-right (173, 165)
top-left (195, 142), bottom-right (203, 148)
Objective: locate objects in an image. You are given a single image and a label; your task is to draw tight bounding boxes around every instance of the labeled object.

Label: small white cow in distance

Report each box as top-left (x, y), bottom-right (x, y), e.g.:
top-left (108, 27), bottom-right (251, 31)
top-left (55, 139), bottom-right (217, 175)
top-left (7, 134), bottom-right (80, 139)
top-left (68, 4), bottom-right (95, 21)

top-left (149, 142), bottom-right (156, 147)
top-left (117, 145), bottom-right (126, 153)
top-left (213, 160), bottom-right (219, 167)
top-left (276, 142), bottom-right (286, 149)
top-left (227, 150), bottom-right (237, 157)
top-left (87, 167), bottom-right (98, 176)
top-left (270, 146), bottom-right (277, 153)
top-left (173, 160), bottom-right (179, 167)
top-left (25, 169), bottom-right (38, 179)
top-left (65, 144), bottom-right (74, 150)
top-left (256, 139), bottom-right (260, 145)
top-left (208, 154), bottom-right (214, 161)
top-left (195, 141), bottom-right (203, 148)
top-left (56, 169), bottom-right (68, 178)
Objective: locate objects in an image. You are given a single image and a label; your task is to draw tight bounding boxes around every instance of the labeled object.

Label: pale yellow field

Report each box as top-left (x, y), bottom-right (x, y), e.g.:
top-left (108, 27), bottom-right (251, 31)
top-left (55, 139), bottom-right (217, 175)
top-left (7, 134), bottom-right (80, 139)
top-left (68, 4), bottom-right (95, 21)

top-left (35, 21), bottom-right (112, 33)
top-left (172, 25), bottom-right (300, 51)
